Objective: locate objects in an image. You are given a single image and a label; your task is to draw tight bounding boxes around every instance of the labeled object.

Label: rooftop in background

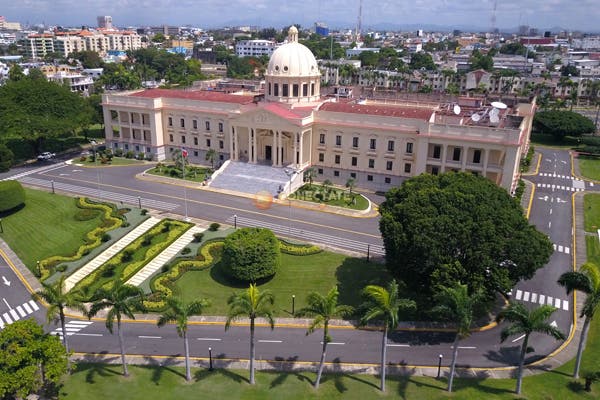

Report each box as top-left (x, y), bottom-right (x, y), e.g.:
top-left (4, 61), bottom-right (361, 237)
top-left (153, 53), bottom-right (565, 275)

top-left (129, 88), bottom-right (257, 104)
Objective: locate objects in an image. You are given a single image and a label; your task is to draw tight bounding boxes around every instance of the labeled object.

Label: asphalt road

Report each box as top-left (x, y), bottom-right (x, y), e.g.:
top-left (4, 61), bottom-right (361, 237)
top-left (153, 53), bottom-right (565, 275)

top-left (0, 149), bottom-right (585, 369)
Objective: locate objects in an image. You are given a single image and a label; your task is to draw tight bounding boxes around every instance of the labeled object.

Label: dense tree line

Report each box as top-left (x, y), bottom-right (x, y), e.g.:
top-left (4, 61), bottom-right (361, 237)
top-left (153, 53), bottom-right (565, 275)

top-left (533, 110), bottom-right (596, 140)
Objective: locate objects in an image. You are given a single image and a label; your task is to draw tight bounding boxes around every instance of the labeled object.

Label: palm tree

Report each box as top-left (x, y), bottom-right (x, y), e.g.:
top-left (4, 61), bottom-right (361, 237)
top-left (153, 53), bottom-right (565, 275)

top-left (360, 280), bottom-right (416, 392)
top-left (304, 167), bottom-right (316, 188)
top-left (32, 275), bottom-right (87, 359)
top-left (496, 302), bottom-right (566, 394)
top-left (432, 283), bottom-right (484, 392)
top-left (157, 296), bottom-right (210, 381)
top-left (87, 279), bottom-right (145, 377)
top-left (205, 148), bottom-right (217, 171)
top-left (558, 262), bottom-right (600, 378)
top-left (225, 284), bottom-right (275, 385)
top-left (297, 286), bottom-right (353, 389)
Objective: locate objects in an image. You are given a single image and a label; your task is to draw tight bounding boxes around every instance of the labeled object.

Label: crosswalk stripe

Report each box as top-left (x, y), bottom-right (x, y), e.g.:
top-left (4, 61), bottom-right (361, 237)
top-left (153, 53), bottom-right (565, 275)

top-left (0, 318), bottom-right (4, 329)
top-left (28, 300), bottom-right (39, 311)
top-left (9, 309), bottom-right (19, 321)
top-left (4, 312), bottom-right (13, 323)
top-left (547, 296), bottom-right (553, 305)
top-left (558, 245), bottom-right (563, 253)
top-left (565, 247), bottom-right (570, 254)
top-left (531, 293), bottom-right (537, 302)
top-left (16, 306), bottom-right (26, 317)
top-left (563, 301), bottom-right (569, 311)
top-left (539, 294), bottom-right (545, 304)
top-left (516, 289), bottom-right (523, 300)
top-left (66, 320), bottom-right (93, 326)
top-left (555, 298), bottom-right (561, 308)
top-left (22, 303), bottom-right (32, 314)
top-left (523, 291), bottom-right (530, 302)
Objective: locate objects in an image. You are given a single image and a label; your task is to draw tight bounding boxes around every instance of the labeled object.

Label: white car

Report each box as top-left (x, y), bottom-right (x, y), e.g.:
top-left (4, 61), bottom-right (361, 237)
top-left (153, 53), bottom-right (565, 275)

top-left (37, 152), bottom-right (56, 161)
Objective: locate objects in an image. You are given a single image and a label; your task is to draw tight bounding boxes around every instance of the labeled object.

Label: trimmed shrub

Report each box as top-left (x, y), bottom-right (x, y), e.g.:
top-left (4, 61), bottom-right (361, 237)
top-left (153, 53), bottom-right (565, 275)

top-left (141, 235), bottom-right (152, 246)
top-left (101, 233), bottom-right (111, 242)
top-left (209, 222), bottom-right (220, 231)
top-left (74, 208), bottom-right (100, 221)
top-left (181, 247), bottom-right (191, 255)
top-left (141, 209), bottom-right (148, 215)
top-left (279, 240), bottom-right (322, 255)
top-left (0, 180), bottom-right (25, 212)
top-left (222, 227), bottom-right (280, 282)
top-left (193, 232), bottom-right (204, 243)
top-left (121, 249), bottom-right (134, 262)
top-left (56, 265), bottom-right (68, 272)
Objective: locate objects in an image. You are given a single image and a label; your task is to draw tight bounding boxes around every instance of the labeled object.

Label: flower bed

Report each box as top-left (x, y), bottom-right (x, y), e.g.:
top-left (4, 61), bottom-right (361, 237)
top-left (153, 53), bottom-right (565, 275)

top-left (39, 197), bottom-right (125, 281)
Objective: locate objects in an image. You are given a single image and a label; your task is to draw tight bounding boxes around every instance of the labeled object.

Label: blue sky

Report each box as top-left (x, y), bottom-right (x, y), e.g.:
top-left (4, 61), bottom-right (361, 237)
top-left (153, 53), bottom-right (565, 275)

top-left (6, 0), bottom-right (599, 32)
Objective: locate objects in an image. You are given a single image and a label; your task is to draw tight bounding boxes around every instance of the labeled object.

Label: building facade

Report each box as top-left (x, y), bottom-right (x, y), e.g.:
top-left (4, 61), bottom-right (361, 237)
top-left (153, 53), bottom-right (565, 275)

top-left (103, 27), bottom-right (534, 193)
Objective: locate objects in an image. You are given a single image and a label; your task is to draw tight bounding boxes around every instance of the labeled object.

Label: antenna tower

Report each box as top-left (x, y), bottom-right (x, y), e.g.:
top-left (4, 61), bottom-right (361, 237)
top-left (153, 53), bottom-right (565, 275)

top-left (355, 0), bottom-right (363, 41)
top-left (490, 0), bottom-right (497, 35)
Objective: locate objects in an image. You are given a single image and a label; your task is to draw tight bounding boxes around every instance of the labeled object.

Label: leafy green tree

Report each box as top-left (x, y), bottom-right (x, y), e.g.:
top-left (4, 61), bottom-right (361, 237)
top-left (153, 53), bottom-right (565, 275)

top-left (499, 42), bottom-right (528, 56)
top-left (205, 148), bottom-right (217, 170)
top-left (0, 180), bottom-right (25, 212)
top-left (496, 302), bottom-right (565, 394)
top-left (360, 281), bottom-right (415, 392)
top-left (0, 144), bottom-right (14, 172)
top-left (87, 279), bottom-right (145, 376)
top-left (561, 64), bottom-right (580, 77)
top-left (345, 177), bottom-right (356, 196)
top-left (297, 287), bottom-right (353, 389)
top-left (99, 63), bottom-right (141, 90)
top-left (533, 110), bottom-right (595, 140)
top-left (433, 283), bottom-right (485, 392)
top-left (304, 167), bottom-right (317, 187)
top-left (300, 34), bottom-right (345, 60)
top-left (70, 50), bottom-right (104, 69)
top-left (225, 284), bottom-right (275, 384)
top-left (8, 64), bottom-right (24, 81)
top-left (157, 296), bottom-right (210, 381)
top-left (558, 262), bottom-right (600, 378)
top-left (32, 275), bottom-right (87, 361)
top-left (222, 227), bottom-right (280, 282)
top-left (379, 172), bottom-right (553, 311)
top-left (469, 49), bottom-right (494, 71)
top-left (0, 319), bottom-right (68, 399)
top-left (358, 51), bottom-right (380, 68)
top-left (409, 52), bottom-right (436, 71)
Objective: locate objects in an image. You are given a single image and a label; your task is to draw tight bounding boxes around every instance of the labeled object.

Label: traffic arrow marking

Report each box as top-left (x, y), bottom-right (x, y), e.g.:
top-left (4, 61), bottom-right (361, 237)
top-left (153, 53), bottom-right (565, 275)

top-left (550, 320), bottom-right (558, 328)
top-left (1, 276), bottom-right (10, 286)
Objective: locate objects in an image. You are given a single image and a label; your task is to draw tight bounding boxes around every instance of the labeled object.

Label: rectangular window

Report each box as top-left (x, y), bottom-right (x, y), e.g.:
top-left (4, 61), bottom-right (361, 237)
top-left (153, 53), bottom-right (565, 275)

top-left (367, 175), bottom-right (373, 181)
top-left (368, 159), bottom-right (375, 168)
top-left (352, 137), bottom-right (359, 148)
top-left (335, 155), bottom-right (340, 164)
top-left (432, 166), bottom-right (439, 175)
top-left (319, 134), bottom-right (325, 144)
top-left (350, 172), bottom-right (356, 178)
top-left (282, 84), bottom-right (289, 97)
top-left (193, 120), bottom-right (198, 129)
top-left (351, 156), bottom-right (357, 166)
top-left (219, 140), bottom-right (224, 149)
top-left (319, 153), bottom-right (324, 162)
top-left (205, 121), bottom-right (210, 131)
top-left (311, 83), bottom-right (315, 95)
top-left (218, 122), bottom-right (223, 132)
top-left (473, 149), bottom-right (482, 164)
top-left (268, 83), bottom-right (271, 95)
top-left (169, 134), bottom-right (173, 142)
top-left (206, 139), bottom-right (211, 147)
top-left (318, 168), bottom-right (323, 175)
top-left (194, 151), bottom-right (199, 157)
top-left (334, 170), bottom-right (340, 177)
top-left (194, 137), bottom-right (198, 145)
top-left (146, 147), bottom-right (151, 153)
top-left (406, 142), bottom-right (413, 154)
top-left (387, 140), bottom-right (395, 152)
top-left (274, 83), bottom-right (279, 96)
top-left (433, 145), bottom-right (441, 159)
top-left (168, 117), bottom-right (173, 127)
top-left (303, 83), bottom-right (308, 96)
top-left (385, 177), bottom-right (391, 184)
top-left (336, 135), bottom-right (342, 146)
top-left (135, 145), bottom-right (140, 152)
top-left (370, 138), bottom-right (376, 150)
top-left (180, 118), bottom-right (185, 128)
top-left (453, 147), bottom-right (461, 161)
top-left (181, 136), bottom-right (186, 144)
top-left (293, 84), bottom-right (299, 97)
top-left (386, 161), bottom-right (393, 171)
top-left (404, 163), bottom-right (411, 173)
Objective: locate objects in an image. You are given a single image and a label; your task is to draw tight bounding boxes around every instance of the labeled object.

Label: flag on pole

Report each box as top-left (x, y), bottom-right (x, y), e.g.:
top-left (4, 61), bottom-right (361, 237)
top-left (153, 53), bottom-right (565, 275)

top-left (181, 148), bottom-right (188, 158)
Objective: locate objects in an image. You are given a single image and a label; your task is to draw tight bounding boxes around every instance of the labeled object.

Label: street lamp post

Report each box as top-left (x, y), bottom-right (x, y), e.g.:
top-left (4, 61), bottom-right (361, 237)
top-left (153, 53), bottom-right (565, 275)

top-left (437, 354), bottom-right (443, 379)
top-left (292, 294), bottom-right (295, 316)
top-left (208, 347), bottom-right (213, 371)
top-left (36, 260), bottom-right (41, 277)
top-left (90, 140), bottom-right (101, 199)
top-left (137, 196), bottom-right (142, 209)
top-left (51, 180), bottom-right (55, 194)
top-left (234, 214), bottom-right (237, 229)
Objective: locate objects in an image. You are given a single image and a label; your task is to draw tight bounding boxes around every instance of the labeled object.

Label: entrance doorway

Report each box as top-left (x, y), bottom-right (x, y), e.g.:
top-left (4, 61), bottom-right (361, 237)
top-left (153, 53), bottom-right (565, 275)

top-left (265, 145), bottom-right (272, 161)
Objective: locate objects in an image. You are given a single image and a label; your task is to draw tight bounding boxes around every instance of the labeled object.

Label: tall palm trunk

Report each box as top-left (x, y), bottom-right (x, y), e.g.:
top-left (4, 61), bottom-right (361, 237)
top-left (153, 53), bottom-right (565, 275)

top-left (184, 331), bottom-right (191, 381)
top-left (117, 319), bottom-right (129, 377)
top-left (249, 317), bottom-right (255, 385)
top-left (380, 325), bottom-right (388, 392)
top-left (516, 334), bottom-right (529, 394)
top-left (315, 322), bottom-right (329, 389)
top-left (447, 335), bottom-right (460, 392)
top-left (574, 317), bottom-right (591, 379)
top-left (59, 308), bottom-right (72, 371)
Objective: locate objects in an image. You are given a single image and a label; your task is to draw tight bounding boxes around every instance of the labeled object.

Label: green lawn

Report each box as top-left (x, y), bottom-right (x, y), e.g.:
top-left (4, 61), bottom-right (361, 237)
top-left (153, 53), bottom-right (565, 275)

top-left (174, 251), bottom-right (390, 316)
top-left (578, 156), bottom-right (600, 181)
top-left (147, 164), bottom-right (210, 183)
top-left (583, 194), bottom-right (600, 232)
top-left (73, 155), bottom-right (145, 166)
top-left (0, 189), bottom-right (106, 271)
top-left (290, 184), bottom-right (369, 211)
top-left (530, 133), bottom-right (582, 149)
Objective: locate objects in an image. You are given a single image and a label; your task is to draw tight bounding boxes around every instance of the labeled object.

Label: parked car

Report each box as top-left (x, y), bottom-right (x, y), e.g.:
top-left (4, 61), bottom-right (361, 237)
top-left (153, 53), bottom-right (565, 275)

top-left (37, 152), bottom-right (56, 161)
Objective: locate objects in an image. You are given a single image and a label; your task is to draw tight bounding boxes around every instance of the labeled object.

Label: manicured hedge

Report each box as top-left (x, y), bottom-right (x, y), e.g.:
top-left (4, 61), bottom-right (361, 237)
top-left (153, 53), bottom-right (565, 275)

top-left (0, 180), bottom-right (25, 212)
top-left (221, 227), bottom-right (280, 282)
top-left (279, 240), bottom-right (322, 255)
top-left (38, 198), bottom-right (124, 280)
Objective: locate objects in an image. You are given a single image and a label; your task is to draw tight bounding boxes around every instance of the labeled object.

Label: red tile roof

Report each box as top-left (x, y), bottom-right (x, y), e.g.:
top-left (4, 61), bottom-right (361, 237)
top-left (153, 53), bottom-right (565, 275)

top-left (319, 102), bottom-right (433, 120)
top-left (129, 89), bottom-right (256, 104)
top-left (261, 102), bottom-right (308, 120)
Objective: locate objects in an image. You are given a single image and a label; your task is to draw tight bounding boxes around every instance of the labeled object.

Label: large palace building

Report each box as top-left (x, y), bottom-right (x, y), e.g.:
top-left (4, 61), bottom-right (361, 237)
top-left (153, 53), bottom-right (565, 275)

top-left (102, 26), bottom-right (534, 194)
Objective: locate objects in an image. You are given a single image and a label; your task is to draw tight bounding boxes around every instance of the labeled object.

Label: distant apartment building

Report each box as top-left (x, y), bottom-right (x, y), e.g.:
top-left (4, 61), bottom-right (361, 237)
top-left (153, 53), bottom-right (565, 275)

top-left (235, 39), bottom-right (277, 57)
top-left (26, 34), bottom-right (55, 58)
top-left (97, 16), bottom-right (113, 29)
top-left (0, 16), bottom-right (21, 31)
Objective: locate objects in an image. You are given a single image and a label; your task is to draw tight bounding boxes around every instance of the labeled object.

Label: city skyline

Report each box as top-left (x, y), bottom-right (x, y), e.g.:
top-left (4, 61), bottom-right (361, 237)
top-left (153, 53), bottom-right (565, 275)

top-left (6, 0), bottom-right (600, 33)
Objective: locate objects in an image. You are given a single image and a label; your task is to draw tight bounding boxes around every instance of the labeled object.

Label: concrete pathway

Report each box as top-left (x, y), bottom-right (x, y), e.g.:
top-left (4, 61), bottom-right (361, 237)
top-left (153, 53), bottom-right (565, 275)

top-left (125, 225), bottom-right (205, 287)
top-left (64, 217), bottom-right (161, 291)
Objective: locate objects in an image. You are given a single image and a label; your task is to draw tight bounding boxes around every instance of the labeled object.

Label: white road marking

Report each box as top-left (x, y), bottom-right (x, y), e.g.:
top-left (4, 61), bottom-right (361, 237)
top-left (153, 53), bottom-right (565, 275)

top-left (9, 309), bottom-right (19, 321)
top-left (457, 346), bottom-right (477, 349)
top-left (322, 342), bottom-right (345, 345)
top-left (2, 298), bottom-right (10, 308)
top-left (28, 300), bottom-right (39, 311)
top-left (197, 338), bottom-right (222, 341)
top-left (139, 335), bottom-right (162, 339)
top-left (512, 334), bottom-right (526, 343)
top-left (73, 333), bottom-right (103, 337)
top-left (387, 344), bottom-right (410, 347)
top-left (565, 247), bottom-right (570, 254)
top-left (563, 301), bottom-right (569, 311)
top-left (2, 313), bottom-right (11, 324)
top-left (547, 296), bottom-right (553, 305)
top-left (22, 303), bottom-right (32, 314)
top-left (16, 306), bottom-right (26, 317)
top-left (66, 320), bottom-right (93, 326)
top-left (539, 294), bottom-right (545, 304)
top-left (523, 291), bottom-right (530, 302)
top-left (555, 298), bottom-right (561, 308)
top-left (550, 208), bottom-right (553, 215)
top-left (531, 293), bottom-right (538, 303)
top-left (258, 340), bottom-right (283, 343)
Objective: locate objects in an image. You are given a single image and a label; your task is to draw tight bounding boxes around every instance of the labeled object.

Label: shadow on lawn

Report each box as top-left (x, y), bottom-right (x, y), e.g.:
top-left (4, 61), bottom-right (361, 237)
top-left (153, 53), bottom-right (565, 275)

top-left (194, 356), bottom-right (249, 384)
top-left (73, 355), bottom-right (122, 384)
top-left (209, 260), bottom-right (275, 289)
top-left (335, 257), bottom-right (390, 310)
top-left (141, 355), bottom-right (186, 384)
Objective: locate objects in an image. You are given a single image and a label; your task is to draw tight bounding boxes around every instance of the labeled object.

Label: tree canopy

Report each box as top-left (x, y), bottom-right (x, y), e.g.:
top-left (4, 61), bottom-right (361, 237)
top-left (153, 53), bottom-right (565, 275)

top-left (379, 172), bottom-right (553, 311)
top-left (222, 227), bottom-right (281, 282)
top-left (409, 52), bottom-right (436, 71)
top-left (533, 110), bottom-right (596, 140)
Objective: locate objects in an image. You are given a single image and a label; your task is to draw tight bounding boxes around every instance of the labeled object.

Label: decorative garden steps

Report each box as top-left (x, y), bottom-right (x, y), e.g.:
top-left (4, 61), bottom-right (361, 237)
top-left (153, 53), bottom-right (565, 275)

top-left (64, 217), bottom-right (161, 291)
top-left (125, 225), bottom-right (206, 287)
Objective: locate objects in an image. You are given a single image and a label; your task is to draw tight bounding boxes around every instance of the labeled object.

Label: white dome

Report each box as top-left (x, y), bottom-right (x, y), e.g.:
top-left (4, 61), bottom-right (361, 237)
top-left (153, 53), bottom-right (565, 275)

top-left (266, 42), bottom-right (320, 78)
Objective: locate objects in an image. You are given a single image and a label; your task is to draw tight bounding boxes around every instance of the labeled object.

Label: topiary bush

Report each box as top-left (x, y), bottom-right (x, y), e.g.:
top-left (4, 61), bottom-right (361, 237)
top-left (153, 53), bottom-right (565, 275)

top-left (221, 227), bottom-right (280, 282)
top-left (209, 222), bottom-right (220, 231)
top-left (0, 180), bottom-right (25, 213)
top-left (193, 232), bottom-right (204, 243)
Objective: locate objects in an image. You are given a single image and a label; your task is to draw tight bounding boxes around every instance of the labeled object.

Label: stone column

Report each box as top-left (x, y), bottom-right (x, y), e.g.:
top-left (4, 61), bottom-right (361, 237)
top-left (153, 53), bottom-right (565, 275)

top-left (483, 149), bottom-right (490, 176)
top-left (299, 131), bottom-right (304, 167)
top-left (461, 146), bottom-right (470, 171)
top-left (293, 132), bottom-right (298, 167)
top-left (272, 131), bottom-right (278, 166)
top-left (441, 144), bottom-right (448, 173)
top-left (248, 128), bottom-right (253, 163)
